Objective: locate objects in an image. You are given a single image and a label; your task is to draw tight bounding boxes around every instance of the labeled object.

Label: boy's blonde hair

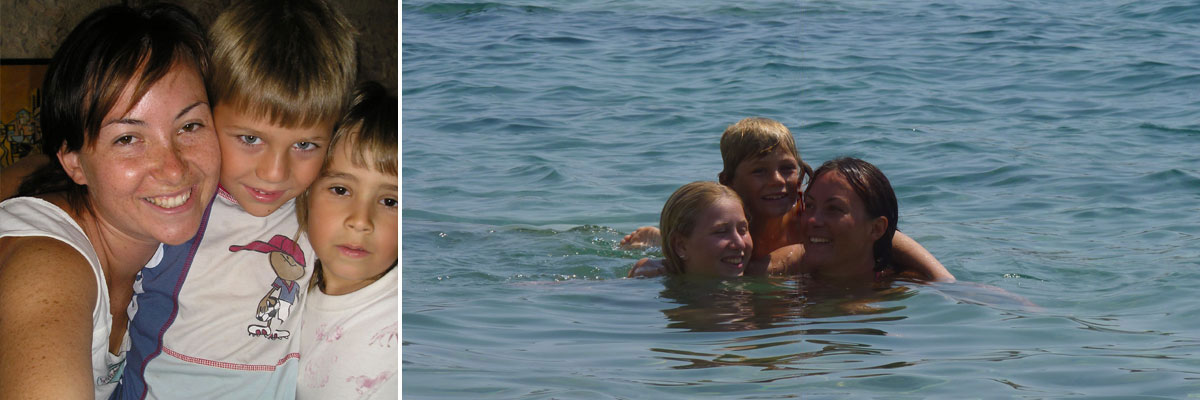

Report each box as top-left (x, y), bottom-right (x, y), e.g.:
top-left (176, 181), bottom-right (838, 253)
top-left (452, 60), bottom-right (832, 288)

top-left (297, 81), bottom-right (397, 290)
top-left (660, 181), bottom-right (746, 275)
top-left (208, 0), bottom-right (357, 128)
top-left (718, 117), bottom-right (814, 188)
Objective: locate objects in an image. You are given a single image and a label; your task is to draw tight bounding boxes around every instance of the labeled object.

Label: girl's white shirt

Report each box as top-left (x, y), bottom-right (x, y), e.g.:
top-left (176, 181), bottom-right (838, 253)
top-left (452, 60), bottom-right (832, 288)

top-left (297, 267), bottom-right (398, 399)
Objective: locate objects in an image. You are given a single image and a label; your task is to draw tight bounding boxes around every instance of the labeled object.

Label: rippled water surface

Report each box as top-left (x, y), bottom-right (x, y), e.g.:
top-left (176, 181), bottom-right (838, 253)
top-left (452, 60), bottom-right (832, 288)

top-left (402, 1), bottom-right (1200, 398)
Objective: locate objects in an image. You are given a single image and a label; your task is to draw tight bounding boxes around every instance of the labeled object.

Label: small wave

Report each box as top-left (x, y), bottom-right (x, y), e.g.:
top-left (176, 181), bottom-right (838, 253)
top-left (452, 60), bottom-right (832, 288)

top-left (1138, 123), bottom-right (1200, 135)
top-left (963, 29), bottom-right (1006, 38)
top-left (1139, 168), bottom-right (1200, 188)
top-left (1133, 73), bottom-right (1200, 92)
top-left (411, 2), bottom-right (558, 17)
top-left (1116, 3), bottom-right (1200, 24)
top-left (800, 121), bottom-right (844, 130)
top-left (505, 33), bottom-right (596, 45)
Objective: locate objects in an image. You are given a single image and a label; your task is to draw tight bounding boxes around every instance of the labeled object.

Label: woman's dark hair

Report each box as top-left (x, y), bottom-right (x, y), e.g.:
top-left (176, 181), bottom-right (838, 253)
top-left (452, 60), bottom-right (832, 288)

top-left (812, 157), bottom-right (899, 272)
top-left (15, 3), bottom-right (209, 211)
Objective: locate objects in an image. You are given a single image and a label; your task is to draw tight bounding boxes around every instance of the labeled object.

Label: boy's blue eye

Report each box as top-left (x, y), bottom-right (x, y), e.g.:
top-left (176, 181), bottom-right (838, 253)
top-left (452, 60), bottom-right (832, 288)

top-left (294, 142), bottom-right (319, 151)
top-left (239, 135), bottom-right (261, 145)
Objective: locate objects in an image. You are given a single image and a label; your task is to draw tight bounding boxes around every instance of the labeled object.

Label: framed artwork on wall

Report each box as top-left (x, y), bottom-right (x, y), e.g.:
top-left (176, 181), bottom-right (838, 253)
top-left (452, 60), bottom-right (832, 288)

top-left (1, 58), bottom-right (49, 169)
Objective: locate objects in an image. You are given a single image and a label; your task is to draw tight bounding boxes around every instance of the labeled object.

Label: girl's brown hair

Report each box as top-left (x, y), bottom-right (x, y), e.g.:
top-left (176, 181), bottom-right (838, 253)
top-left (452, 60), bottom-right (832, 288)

top-left (298, 81), bottom-right (397, 290)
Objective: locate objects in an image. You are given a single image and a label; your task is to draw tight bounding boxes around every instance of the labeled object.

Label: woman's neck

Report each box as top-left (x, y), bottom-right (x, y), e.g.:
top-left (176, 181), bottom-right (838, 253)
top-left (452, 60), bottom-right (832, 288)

top-left (815, 254), bottom-right (877, 282)
top-left (54, 196), bottom-right (160, 285)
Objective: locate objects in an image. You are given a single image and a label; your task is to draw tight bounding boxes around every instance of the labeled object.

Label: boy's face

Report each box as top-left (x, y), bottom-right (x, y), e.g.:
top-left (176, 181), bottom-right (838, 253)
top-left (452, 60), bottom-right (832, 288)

top-left (726, 149), bottom-right (800, 220)
top-left (213, 105), bottom-right (333, 217)
top-left (307, 141), bottom-right (399, 295)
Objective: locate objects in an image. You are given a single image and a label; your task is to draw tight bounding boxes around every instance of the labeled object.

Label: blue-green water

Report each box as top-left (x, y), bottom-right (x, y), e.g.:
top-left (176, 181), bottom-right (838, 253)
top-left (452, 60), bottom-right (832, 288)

top-left (401, 1), bottom-right (1200, 398)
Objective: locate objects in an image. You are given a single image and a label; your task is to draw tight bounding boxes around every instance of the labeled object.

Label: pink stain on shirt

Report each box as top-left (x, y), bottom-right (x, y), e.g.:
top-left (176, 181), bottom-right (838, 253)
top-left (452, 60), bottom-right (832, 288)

top-left (315, 323), bottom-right (344, 343)
top-left (302, 355), bottom-right (336, 388)
top-left (347, 371), bottom-right (395, 396)
top-left (368, 322), bottom-right (398, 347)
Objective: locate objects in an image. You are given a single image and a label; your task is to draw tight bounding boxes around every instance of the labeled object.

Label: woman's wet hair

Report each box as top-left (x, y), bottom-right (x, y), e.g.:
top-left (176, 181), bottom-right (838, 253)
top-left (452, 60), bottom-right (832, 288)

top-left (812, 157), bottom-right (898, 271)
top-left (15, 3), bottom-right (209, 211)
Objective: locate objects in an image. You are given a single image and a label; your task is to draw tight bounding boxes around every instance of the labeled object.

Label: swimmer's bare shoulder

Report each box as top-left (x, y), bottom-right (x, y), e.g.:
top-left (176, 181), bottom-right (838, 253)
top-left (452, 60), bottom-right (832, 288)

top-left (627, 257), bottom-right (666, 278)
top-left (758, 243), bottom-right (807, 276)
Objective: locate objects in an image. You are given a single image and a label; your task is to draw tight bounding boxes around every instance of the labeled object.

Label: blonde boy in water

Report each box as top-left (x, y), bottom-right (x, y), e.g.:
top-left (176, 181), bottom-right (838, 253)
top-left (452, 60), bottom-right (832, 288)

top-left (295, 81), bottom-right (398, 399)
top-left (626, 117), bottom-right (953, 281)
top-left (116, 0), bottom-right (358, 398)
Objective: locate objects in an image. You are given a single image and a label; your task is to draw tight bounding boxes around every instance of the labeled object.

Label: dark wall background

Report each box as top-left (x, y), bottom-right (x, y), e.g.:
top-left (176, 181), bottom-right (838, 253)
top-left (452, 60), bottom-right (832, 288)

top-left (1, 0), bottom-right (397, 92)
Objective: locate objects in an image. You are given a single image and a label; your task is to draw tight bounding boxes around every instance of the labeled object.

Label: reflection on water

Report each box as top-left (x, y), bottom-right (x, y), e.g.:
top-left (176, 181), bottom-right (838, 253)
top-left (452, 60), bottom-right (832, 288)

top-left (649, 276), bottom-right (923, 374)
top-left (657, 277), bottom-right (801, 332)
top-left (797, 277), bottom-right (918, 318)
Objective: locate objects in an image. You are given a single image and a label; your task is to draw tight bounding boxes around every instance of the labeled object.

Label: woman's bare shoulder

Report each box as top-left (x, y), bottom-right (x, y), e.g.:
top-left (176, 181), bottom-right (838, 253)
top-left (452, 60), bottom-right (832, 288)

top-left (762, 243), bottom-right (807, 276)
top-left (0, 236), bottom-right (98, 398)
top-left (0, 236), bottom-right (98, 297)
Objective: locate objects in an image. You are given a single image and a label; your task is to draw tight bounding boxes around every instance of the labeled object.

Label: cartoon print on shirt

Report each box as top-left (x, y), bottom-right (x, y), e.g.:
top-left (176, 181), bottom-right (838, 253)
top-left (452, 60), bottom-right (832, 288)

top-left (229, 234), bottom-right (307, 340)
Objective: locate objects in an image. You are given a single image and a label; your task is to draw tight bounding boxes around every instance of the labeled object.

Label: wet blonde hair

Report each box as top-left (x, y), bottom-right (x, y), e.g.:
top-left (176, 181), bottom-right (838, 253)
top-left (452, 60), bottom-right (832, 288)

top-left (208, 0), bottom-right (357, 129)
top-left (718, 117), bottom-right (814, 189)
top-left (660, 181), bottom-right (746, 275)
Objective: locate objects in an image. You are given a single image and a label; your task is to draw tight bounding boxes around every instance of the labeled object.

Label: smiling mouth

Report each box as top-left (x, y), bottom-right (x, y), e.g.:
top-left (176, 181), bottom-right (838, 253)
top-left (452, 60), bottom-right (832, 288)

top-left (246, 186), bottom-right (283, 200)
top-left (145, 190), bottom-right (190, 209)
top-left (809, 237), bottom-right (830, 244)
top-left (721, 255), bottom-right (745, 265)
top-left (763, 193), bottom-right (788, 201)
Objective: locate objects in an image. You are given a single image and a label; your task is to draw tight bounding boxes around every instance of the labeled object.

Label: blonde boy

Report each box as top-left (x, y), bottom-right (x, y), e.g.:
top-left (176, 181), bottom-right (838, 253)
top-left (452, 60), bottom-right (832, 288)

top-left (116, 0), bottom-right (357, 398)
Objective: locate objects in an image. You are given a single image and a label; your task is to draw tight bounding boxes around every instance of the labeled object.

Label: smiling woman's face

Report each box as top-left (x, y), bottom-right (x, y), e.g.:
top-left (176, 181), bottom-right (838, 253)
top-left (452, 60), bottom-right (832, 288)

top-left (802, 171), bottom-right (885, 275)
top-left (60, 61), bottom-right (220, 246)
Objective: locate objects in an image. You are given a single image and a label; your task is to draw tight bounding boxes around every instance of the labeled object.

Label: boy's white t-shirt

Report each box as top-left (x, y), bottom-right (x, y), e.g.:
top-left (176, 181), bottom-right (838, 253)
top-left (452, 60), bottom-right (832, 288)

top-left (117, 189), bottom-right (314, 399)
top-left (0, 197), bottom-right (127, 399)
top-left (297, 267), bottom-right (398, 399)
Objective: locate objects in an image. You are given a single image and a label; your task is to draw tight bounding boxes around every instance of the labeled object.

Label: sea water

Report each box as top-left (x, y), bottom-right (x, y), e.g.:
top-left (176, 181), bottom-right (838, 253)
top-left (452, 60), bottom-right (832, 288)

top-left (402, 1), bottom-right (1200, 398)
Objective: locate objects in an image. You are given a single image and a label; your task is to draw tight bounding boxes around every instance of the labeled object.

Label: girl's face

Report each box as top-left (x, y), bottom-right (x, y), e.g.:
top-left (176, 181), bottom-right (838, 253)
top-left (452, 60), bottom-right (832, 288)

top-left (802, 171), bottom-right (886, 273)
top-left (726, 149), bottom-right (799, 220)
top-left (307, 141), bottom-right (398, 295)
top-left (59, 61), bottom-right (220, 246)
top-left (673, 197), bottom-right (753, 278)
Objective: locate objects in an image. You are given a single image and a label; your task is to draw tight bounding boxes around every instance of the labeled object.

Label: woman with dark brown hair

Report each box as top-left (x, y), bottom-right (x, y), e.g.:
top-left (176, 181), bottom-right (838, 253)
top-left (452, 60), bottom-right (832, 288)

top-left (0, 4), bottom-right (219, 397)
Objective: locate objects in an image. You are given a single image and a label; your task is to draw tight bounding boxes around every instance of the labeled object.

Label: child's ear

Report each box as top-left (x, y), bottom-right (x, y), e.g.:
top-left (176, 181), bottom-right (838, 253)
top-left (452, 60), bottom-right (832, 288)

top-left (57, 145), bottom-right (88, 185)
top-left (671, 234), bottom-right (687, 260)
top-left (718, 171), bottom-right (730, 185)
top-left (869, 216), bottom-right (888, 241)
